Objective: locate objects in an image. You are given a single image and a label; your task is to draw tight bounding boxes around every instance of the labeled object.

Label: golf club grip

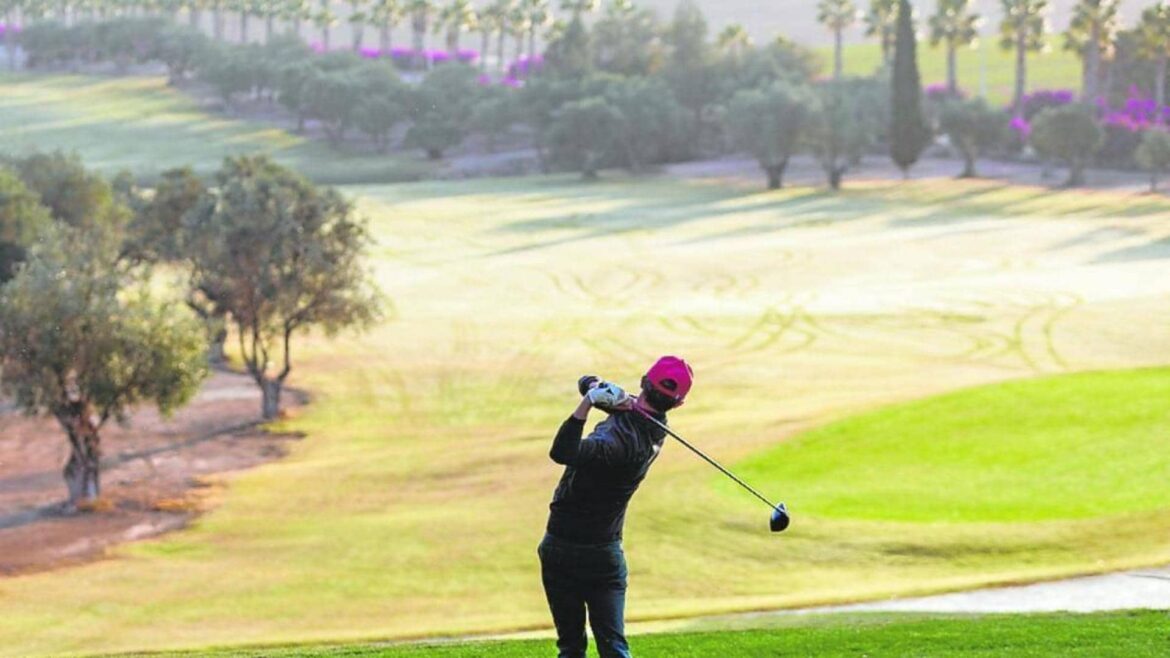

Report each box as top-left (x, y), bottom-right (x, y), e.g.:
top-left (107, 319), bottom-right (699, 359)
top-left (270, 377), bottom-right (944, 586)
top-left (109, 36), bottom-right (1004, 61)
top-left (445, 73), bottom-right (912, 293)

top-left (632, 407), bottom-right (779, 511)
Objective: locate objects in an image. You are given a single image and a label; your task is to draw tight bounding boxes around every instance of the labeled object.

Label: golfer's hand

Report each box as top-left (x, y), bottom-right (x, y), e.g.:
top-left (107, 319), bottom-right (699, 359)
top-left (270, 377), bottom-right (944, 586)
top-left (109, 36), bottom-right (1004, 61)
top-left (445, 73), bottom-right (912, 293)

top-left (587, 382), bottom-right (631, 410)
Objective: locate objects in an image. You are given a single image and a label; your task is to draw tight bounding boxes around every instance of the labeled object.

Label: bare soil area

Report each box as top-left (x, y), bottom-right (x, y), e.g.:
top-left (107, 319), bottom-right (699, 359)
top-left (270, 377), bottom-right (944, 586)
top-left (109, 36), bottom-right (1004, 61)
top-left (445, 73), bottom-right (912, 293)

top-left (0, 369), bottom-right (303, 575)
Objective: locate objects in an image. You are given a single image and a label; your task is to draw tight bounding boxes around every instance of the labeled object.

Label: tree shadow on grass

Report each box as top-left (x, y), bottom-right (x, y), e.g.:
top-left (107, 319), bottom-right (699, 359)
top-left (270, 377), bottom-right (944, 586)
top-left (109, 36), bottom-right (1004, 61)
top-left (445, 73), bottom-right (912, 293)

top-left (1093, 236), bottom-right (1170, 264)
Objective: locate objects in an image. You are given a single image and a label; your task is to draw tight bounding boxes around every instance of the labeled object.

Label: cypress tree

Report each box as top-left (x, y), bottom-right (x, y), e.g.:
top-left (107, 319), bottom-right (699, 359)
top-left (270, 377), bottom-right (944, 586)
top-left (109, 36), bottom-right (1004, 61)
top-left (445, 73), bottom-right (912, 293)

top-left (890, 0), bottom-right (931, 175)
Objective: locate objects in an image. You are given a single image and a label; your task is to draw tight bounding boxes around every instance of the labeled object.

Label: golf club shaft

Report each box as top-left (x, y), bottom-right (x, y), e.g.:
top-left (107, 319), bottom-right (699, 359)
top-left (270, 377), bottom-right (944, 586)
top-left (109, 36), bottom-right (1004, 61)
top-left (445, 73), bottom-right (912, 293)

top-left (632, 407), bottom-right (779, 511)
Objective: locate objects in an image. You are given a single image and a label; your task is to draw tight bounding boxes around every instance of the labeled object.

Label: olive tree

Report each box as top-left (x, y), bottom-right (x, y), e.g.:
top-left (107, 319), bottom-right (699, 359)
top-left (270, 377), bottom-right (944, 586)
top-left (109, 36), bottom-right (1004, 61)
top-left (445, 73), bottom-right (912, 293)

top-left (0, 228), bottom-right (208, 508)
top-left (123, 167), bottom-right (206, 264)
top-left (808, 81), bottom-right (871, 190)
top-left (0, 168), bottom-right (52, 283)
top-left (4, 151), bottom-right (129, 233)
top-left (184, 156), bottom-right (381, 419)
top-left (1029, 105), bottom-right (1104, 187)
top-left (1136, 129), bottom-right (1170, 193)
top-left (546, 97), bottom-right (624, 179)
top-left (939, 98), bottom-right (1009, 178)
top-left (725, 82), bottom-right (817, 189)
top-left (405, 64), bottom-right (480, 159)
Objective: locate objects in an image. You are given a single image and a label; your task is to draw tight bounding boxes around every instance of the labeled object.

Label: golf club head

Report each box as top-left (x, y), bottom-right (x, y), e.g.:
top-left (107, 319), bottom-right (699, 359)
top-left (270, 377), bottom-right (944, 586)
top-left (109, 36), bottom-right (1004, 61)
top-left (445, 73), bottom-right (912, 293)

top-left (770, 503), bottom-right (790, 533)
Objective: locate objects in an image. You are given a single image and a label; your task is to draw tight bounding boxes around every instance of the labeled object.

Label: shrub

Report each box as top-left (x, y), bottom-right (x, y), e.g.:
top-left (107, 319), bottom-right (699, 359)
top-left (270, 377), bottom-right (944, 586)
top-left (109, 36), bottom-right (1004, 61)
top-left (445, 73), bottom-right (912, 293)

top-left (1030, 105), bottom-right (1105, 187)
top-left (939, 98), bottom-right (1009, 177)
top-left (1136, 129), bottom-right (1170, 192)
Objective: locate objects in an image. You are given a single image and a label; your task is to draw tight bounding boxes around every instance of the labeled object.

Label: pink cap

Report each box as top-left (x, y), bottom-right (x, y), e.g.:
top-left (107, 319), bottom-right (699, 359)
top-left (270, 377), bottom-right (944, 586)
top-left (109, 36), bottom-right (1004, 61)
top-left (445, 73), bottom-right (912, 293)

top-left (645, 356), bottom-right (693, 402)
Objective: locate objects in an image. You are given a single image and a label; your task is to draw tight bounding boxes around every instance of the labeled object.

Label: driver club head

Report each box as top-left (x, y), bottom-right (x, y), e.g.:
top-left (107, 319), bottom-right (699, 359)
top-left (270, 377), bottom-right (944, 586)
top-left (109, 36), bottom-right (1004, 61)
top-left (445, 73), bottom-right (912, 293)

top-left (770, 503), bottom-right (790, 533)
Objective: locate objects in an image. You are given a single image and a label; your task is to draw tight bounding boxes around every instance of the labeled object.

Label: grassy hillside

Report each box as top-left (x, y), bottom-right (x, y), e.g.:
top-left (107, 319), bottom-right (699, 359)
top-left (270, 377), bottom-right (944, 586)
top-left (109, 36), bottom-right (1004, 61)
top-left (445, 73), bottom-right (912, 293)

top-left (106, 611), bottom-right (1170, 657)
top-left (2, 173), bottom-right (1170, 657)
top-left (0, 74), bottom-right (431, 183)
top-left (738, 367), bottom-right (1170, 522)
top-left (827, 41), bottom-right (1083, 106)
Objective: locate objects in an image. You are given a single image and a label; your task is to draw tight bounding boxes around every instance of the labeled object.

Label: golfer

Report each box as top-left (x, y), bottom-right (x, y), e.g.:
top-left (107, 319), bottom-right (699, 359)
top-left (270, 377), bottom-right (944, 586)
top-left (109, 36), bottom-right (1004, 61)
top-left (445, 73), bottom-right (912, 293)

top-left (539, 356), bottom-right (694, 658)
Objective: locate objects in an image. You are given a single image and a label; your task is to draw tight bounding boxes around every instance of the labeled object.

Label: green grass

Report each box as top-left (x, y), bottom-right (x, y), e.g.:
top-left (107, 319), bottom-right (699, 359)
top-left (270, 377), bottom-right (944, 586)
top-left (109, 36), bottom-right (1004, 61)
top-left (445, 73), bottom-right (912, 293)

top-left (0, 74), bottom-right (433, 184)
top-left (826, 41), bottom-right (1083, 106)
top-left (107, 611), bottom-right (1170, 657)
top-left (3, 174), bottom-right (1170, 657)
top-left (738, 368), bottom-right (1170, 522)
top-left (3, 75), bottom-right (1170, 656)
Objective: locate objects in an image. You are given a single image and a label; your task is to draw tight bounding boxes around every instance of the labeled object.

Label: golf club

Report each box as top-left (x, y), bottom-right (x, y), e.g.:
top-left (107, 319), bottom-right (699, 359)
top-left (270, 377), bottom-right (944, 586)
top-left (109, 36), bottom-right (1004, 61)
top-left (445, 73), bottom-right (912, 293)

top-left (578, 376), bottom-right (790, 533)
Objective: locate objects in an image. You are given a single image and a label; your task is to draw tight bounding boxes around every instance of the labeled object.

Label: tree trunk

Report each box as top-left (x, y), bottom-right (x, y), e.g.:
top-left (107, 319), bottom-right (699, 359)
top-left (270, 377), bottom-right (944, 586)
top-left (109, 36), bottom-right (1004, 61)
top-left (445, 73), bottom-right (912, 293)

top-left (765, 167), bottom-right (780, 189)
top-left (62, 417), bottom-right (101, 508)
top-left (189, 7), bottom-right (201, 27)
top-left (1156, 56), bottom-right (1167, 120)
top-left (833, 28), bottom-right (843, 80)
top-left (828, 168), bottom-right (843, 190)
top-left (261, 379), bottom-right (283, 419)
top-left (479, 31), bottom-right (489, 71)
top-left (380, 24), bottom-right (391, 53)
top-left (1151, 172), bottom-right (1158, 193)
top-left (765, 159), bottom-right (787, 189)
top-left (353, 24), bottom-right (364, 51)
top-left (528, 27), bottom-right (536, 65)
top-left (413, 25), bottom-right (425, 69)
top-left (1013, 36), bottom-right (1027, 115)
top-left (208, 326), bottom-right (227, 364)
top-left (1084, 24), bottom-right (1100, 104)
top-left (497, 30), bottom-right (506, 73)
top-left (959, 149), bottom-right (977, 178)
top-left (946, 44), bottom-right (957, 94)
top-left (266, 15), bottom-right (274, 41)
top-left (214, 8), bottom-right (224, 40)
top-left (323, 24), bottom-right (331, 50)
top-left (1067, 160), bottom-right (1086, 187)
top-left (240, 12), bottom-right (249, 43)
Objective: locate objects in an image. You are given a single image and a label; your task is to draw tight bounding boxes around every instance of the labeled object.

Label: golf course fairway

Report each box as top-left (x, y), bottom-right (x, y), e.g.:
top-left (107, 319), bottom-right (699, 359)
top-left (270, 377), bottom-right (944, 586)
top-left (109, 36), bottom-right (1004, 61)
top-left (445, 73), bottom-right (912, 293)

top-left (98, 611), bottom-right (1170, 657)
top-left (1, 74), bottom-right (1170, 657)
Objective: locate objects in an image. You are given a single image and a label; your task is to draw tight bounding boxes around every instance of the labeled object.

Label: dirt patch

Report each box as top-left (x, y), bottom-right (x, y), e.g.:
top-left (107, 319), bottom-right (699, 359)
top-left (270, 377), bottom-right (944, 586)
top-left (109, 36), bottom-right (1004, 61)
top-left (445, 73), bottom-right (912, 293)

top-left (0, 369), bottom-right (304, 576)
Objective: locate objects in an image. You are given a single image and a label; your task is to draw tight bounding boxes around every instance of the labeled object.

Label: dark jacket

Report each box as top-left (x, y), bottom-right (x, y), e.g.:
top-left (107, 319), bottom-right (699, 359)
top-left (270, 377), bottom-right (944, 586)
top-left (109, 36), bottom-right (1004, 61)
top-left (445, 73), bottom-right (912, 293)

top-left (546, 408), bottom-right (667, 544)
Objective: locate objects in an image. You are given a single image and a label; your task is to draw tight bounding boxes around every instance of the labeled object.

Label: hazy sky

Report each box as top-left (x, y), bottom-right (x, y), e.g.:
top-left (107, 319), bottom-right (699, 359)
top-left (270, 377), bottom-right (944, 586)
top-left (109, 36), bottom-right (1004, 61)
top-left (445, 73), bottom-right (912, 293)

top-left (634, 0), bottom-right (1161, 48)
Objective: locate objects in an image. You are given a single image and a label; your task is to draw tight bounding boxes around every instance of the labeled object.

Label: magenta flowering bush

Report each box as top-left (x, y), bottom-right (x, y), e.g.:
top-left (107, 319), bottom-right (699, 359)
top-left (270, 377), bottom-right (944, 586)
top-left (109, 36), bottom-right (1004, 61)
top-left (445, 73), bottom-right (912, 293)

top-left (1019, 89), bottom-right (1075, 120)
top-left (506, 54), bottom-right (544, 79)
top-left (925, 83), bottom-right (965, 103)
top-left (1096, 87), bottom-right (1170, 166)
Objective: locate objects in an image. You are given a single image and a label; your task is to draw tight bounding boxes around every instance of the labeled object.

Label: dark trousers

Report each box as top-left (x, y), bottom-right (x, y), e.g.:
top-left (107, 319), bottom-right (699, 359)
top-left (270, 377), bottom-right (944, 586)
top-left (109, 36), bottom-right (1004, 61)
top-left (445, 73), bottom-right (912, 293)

top-left (538, 533), bottom-right (632, 658)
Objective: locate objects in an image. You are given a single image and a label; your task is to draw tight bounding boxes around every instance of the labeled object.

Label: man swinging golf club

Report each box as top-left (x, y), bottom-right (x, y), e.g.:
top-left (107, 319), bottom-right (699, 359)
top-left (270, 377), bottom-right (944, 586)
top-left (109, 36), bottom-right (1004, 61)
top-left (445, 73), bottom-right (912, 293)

top-left (539, 356), bottom-right (693, 658)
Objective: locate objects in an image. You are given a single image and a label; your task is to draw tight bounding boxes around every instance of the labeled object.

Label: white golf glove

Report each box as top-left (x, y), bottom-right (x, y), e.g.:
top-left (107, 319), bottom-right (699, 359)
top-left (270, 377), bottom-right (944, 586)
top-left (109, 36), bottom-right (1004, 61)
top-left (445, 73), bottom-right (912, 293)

top-left (587, 381), bottom-right (630, 409)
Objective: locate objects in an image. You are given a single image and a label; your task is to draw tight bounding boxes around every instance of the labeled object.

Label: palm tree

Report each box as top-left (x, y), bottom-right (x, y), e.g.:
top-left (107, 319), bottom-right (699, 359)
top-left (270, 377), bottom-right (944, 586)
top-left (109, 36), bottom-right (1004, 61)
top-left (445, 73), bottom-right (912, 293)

top-left (818, 0), bottom-right (858, 80)
top-left (559, 0), bottom-right (596, 17)
top-left (475, 0), bottom-right (500, 70)
top-left (435, 0), bottom-right (474, 55)
top-left (368, 0), bottom-right (399, 52)
top-left (186, 0), bottom-right (204, 27)
top-left (345, 0), bottom-right (368, 49)
top-left (258, 0), bottom-right (282, 39)
top-left (522, 0), bottom-right (551, 63)
top-left (928, 0), bottom-right (979, 94)
top-left (864, 0), bottom-right (898, 67)
top-left (1064, 0), bottom-right (1119, 105)
top-left (490, 0), bottom-right (515, 72)
top-left (314, 0), bottom-right (337, 49)
top-left (282, 0), bottom-right (311, 36)
top-left (715, 23), bottom-right (752, 60)
top-left (999, 0), bottom-right (1048, 115)
top-left (232, 0), bottom-right (258, 42)
top-left (407, 0), bottom-right (432, 68)
top-left (1138, 2), bottom-right (1170, 112)
top-left (507, 2), bottom-right (528, 63)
